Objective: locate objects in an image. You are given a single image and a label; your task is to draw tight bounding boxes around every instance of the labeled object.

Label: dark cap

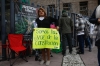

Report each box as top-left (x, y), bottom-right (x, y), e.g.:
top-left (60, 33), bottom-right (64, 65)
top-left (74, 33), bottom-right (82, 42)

top-left (62, 10), bottom-right (66, 14)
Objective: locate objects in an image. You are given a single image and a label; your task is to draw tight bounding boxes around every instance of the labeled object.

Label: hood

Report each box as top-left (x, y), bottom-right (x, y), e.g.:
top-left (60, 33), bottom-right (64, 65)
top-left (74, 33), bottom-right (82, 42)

top-left (62, 12), bottom-right (68, 17)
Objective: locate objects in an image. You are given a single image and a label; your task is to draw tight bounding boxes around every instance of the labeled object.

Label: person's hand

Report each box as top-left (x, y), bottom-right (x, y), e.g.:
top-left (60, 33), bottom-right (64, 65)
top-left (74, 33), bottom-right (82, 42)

top-left (56, 26), bottom-right (59, 31)
top-left (98, 18), bottom-right (100, 23)
top-left (33, 28), bottom-right (35, 31)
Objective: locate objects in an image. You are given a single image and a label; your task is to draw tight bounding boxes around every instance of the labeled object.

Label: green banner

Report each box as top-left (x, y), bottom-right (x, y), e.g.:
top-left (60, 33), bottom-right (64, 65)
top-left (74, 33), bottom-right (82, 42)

top-left (32, 28), bottom-right (60, 49)
top-left (22, 0), bottom-right (30, 4)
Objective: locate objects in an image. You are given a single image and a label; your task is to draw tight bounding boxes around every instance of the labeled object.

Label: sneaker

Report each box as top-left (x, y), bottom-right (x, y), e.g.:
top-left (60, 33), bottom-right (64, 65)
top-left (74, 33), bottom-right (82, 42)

top-left (76, 47), bottom-right (79, 49)
top-left (40, 60), bottom-right (45, 65)
top-left (69, 51), bottom-right (72, 54)
top-left (46, 61), bottom-right (50, 66)
top-left (62, 50), bottom-right (66, 56)
top-left (89, 49), bottom-right (92, 52)
top-left (77, 51), bottom-right (84, 54)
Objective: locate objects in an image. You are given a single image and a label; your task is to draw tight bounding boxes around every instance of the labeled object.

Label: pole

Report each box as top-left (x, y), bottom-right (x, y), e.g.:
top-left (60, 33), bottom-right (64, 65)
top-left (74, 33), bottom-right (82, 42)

top-left (1, 0), bottom-right (7, 60)
top-left (47, 6), bottom-right (50, 16)
top-left (58, 0), bottom-right (60, 19)
top-left (98, 0), bottom-right (100, 5)
top-left (73, 13), bottom-right (77, 47)
top-left (52, 7), bottom-right (54, 18)
top-left (10, 0), bottom-right (15, 58)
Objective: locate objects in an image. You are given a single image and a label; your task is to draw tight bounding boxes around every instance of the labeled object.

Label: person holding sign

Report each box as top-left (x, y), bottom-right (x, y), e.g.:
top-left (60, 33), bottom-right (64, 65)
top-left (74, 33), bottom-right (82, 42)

top-left (35, 7), bottom-right (59, 66)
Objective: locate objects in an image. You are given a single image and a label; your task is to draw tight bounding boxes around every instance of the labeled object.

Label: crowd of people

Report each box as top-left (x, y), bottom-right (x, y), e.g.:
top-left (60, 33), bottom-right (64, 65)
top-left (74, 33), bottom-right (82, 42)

top-left (33, 7), bottom-right (99, 66)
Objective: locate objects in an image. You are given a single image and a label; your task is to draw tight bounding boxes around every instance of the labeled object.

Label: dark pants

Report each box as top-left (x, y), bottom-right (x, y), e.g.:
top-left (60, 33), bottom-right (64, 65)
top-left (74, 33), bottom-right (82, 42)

top-left (62, 33), bottom-right (72, 52)
top-left (85, 36), bottom-right (91, 50)
top-left (77, 35), bottom-right (85, 53)
top-left (98, 47), bottom-right (100, 66)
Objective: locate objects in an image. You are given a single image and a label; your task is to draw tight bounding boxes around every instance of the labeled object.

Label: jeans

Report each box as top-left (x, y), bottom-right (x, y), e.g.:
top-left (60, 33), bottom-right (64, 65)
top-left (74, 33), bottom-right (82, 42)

top-left (85, 36), bottom-right (91, 50)
top-left (62, 33), bottom-right (72, 52)
top-left (77, 35), bottom-right (85, 53)
top-left (98, 47), bottom-right (100, 66)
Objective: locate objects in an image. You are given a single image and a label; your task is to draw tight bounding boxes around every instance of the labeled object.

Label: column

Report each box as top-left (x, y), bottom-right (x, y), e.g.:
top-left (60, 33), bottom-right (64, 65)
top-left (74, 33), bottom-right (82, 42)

top-left (10, 0), bottom-right (15, 58)
top-left (1, 0), bottom-right (7, 60)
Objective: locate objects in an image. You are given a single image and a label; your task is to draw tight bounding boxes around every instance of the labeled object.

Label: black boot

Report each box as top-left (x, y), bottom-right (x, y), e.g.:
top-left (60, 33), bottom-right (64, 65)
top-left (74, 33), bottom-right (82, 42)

top-left (69, 51), bottom-right (72, 54)
top-left (62, 50), bottom-right (66, 56)
top-left (89, 49), bottom-right (92, 52)
top-left (77, 51), bottom-right (84, 54)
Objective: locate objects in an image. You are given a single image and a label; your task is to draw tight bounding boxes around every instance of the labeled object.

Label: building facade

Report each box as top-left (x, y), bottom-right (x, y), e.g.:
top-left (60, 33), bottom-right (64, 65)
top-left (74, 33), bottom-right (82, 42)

top-left (30, 0), bottom-right (98, 16)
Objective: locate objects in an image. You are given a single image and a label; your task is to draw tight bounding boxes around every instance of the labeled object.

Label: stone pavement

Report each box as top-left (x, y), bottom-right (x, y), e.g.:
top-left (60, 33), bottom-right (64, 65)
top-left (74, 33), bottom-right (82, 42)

top-left (62, 48), bottom-right (85, 66)
top-left (62, 46), bottom-right (98, 66)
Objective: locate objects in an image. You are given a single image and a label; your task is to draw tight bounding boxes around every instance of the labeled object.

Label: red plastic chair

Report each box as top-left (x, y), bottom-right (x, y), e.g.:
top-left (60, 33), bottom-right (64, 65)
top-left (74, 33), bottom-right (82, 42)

top-left (8, 34), bottom-right (28, 66)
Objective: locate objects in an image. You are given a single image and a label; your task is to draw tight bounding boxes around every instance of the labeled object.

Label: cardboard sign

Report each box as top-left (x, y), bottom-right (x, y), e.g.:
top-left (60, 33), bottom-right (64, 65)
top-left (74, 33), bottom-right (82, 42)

top-left (32, 28), bottom-right (60, 49)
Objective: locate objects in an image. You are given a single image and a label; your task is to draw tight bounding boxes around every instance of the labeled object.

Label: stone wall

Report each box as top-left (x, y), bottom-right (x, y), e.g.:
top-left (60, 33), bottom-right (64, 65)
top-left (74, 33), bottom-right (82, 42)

top-left (30, 0), bottom-right (98, 16)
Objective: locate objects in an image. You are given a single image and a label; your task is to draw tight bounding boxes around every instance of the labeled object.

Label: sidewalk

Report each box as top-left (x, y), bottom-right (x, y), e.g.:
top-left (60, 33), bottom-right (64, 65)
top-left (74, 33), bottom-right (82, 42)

top-left (0, 52), bottom-right (63, 66)
top-left (62, 46), bottom-right (98, 66)
top-left (0, 40), bottom-right (63, 66)
top-left (80, 46), bottom-right (98, 66)
top-left (0, 46), bottom-right (98, 66)
top-left (62, 48), bottom-right (85, 66)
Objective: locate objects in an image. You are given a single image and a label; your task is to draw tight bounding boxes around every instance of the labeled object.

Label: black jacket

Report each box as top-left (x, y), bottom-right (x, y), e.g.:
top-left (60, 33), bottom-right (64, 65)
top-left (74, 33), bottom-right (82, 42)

top-left (35, 17), bottom-right (58, 28)
top-left (89, 8), bottom-right (99, 25)
top-left (89, 6), bottom-right (100, 47)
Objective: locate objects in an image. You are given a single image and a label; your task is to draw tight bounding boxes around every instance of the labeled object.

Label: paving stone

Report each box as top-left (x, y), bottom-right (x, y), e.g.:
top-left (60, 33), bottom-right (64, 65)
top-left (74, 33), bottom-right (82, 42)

top-left (62, 48), bottom-right (85, 66)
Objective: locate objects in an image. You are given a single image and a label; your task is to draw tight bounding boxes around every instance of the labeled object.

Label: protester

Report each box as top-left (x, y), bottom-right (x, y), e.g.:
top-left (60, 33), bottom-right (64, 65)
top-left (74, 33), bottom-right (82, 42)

top-left (59, 10), bottom-right (73, 56)
top-left (75, 14), bottom-right (85, 54)
top-left (89, 5), bottom-right (100, 66)
top-left (35, 7), bottom-right (59, 65)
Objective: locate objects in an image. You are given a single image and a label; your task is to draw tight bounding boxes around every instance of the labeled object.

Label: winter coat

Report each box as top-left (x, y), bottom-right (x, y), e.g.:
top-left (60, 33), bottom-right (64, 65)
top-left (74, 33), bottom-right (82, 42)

top-left (75, 17), bottom-right (85, 35)
top-left (59, 13), bottom-right (73, 34)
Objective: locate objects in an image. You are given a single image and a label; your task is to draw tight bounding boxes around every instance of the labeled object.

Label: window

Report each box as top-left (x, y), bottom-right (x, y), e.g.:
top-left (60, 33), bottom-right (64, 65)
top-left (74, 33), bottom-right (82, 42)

top-left (48, 4), bottom-right (55, 16)
top-left (63, 3), bottom-right (71, 12)
top-left (48, 4), bottom-right (55, 12)
top-left (80, 1), bottom-right (88, 16)
top-left (63, 3), bottom-right (71, 17)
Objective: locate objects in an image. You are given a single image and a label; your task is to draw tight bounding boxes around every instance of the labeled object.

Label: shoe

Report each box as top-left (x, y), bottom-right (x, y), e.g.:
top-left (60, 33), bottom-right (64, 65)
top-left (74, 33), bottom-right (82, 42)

top-left (89, 49), bottom-right (92, 52)
top-left (76, 47), bottom-right (79, 50)
top-left (63, 53), bottom-right (66, 56)
top-left (77, 51), bottom-right (84, 54)
top-left (50, 55), bottom-right (53, 57)
top-left (35, 55), bottom-right (39, 61)
top-left (85, 46), bottom-right (88, 48)
top-left (46, 61), bottom-right (50, 66)
top-left (62, 50), bottom-right (66, 55)
top-left (62, 51), bottom-right (66, 56)
top-left (69, 51), bottom-right (72, 54)
top-left (40, 60), bottom-right (45, 65)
